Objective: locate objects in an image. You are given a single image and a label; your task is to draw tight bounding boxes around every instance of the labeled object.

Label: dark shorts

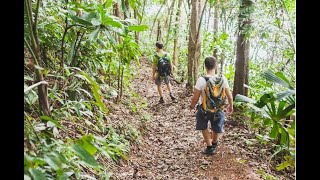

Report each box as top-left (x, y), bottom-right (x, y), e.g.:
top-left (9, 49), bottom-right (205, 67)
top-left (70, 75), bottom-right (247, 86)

top-left (195, 106), bottom-right (225, 133)
top-left (155, 75), bottom-right (170, 86)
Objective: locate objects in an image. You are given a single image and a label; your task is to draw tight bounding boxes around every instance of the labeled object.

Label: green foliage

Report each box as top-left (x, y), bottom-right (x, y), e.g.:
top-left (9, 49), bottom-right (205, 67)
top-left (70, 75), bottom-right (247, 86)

top-left (256, 169), bottom-right (278, 180)
top-left (24, 129), bottom-right (129, 179)
top-left (24, 0), bottom-right (147, 178)
top-left (235, 69), bottom-right (295, 171)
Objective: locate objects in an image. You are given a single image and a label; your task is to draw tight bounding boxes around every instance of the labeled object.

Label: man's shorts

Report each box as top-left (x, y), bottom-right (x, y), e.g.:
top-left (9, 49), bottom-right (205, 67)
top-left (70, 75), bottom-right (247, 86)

top-left (155, 75), bottom-right (170, 86)
top-left (195, 106), bottom-right (225, 133)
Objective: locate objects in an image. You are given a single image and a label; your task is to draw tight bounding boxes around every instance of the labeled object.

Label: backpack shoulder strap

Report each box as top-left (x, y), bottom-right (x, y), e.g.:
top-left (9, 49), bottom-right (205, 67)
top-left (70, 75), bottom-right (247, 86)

top-left (202, 76), bottom-right (209, 82)
top-left (155, 53), bottom-right (160, 59)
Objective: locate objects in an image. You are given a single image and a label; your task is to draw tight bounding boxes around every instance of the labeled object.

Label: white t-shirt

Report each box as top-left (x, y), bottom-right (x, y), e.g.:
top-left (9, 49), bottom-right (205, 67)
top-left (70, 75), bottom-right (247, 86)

top-left (194, 75), bottom-right (230, 102)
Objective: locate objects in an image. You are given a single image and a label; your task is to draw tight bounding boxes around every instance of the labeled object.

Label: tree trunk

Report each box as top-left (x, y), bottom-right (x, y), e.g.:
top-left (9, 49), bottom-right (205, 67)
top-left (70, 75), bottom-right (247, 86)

top-left (24, 0), bottom-right (50, 116)
top-left (150, 1), bottom-right (166, 39)
top-left (156, 20), bottom-right (162, 41)
top-left (120, 65), bottom-right (124, 98)
top-left (233, 0), bottom-right (253, 98)
top-left (124, 0), bottom-right (130, 19)
top-left (206, 6), bottom-right (211, 32)
top-left (114, 2), bottom-right (123, 102)
top-left (173, 0), bottom-right (183, 71)
top-left (164, 0), bottom-right (176, 47)
top-left (213, 0), bottom-right (219, 61)
top-left (117, 59), bottom-right (122, 102)
top-left (141, 0), bottom-right (147, 21)
top-left (187, 0), bottom-right (203, 93)
top-left (114, 3), bottom-right (121, 19)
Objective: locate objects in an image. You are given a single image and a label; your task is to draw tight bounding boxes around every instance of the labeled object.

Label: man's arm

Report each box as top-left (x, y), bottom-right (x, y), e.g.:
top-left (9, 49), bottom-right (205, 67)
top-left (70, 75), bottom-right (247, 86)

top-left (225, 87), bottom-right (233, 113)
top-left (190, 89), bottom-right (201, 111)
top-left (152, 55), bottom-right (157, 80)
top-left (152, 63), bottom-right (156, 79)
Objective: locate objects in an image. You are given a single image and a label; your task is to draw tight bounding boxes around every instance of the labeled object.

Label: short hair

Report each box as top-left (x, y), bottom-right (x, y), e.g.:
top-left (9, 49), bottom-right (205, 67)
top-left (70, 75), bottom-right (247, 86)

top-left (204, 56), bottom-right (217, 70)
top-left (156, 41), bottom-right (163, 49)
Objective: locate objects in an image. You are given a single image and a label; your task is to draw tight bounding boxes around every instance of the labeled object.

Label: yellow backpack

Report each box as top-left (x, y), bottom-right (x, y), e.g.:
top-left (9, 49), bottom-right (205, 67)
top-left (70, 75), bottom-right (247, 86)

top-left (201, 75), bottom-right (226, 113)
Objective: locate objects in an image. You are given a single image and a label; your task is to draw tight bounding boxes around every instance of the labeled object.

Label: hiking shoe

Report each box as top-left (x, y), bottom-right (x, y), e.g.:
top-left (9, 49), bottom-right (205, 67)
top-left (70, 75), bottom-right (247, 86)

top-left (159, 97), bottom-right (164, 103)
top-left (170, 94), bottom-right (177, 103)
top-left (201, 144), bottom-right (217, 155)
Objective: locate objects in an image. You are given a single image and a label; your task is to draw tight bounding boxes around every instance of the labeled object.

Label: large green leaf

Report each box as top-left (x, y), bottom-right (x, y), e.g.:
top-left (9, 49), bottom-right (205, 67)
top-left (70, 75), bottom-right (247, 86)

top-left (102, 16), bottom-right (123, 28)
top-left (279, 104), bottom-right (295, 118)
top-left (88, 27), bottom-right (100, 42)
top-left (57, 172), bottom-right (74, 180)
top-left (76, 135), bottom-right (98, 155)
top-left (70, 15), bottom-right (92, 26)
top-left (270, 122), bottom-right (279, 139)
top-left (234, 94), bottom-right (256, 103)
top-left (275, 72), bottom-right (292, 87)
top-left (67, 37), bottom-right (77, 65)
top-left (254, 93), bottom-right (275, 108)
top-left (261, 70), bottom-right (292, 89)
top-left (104, 30), bottom-right (117, 45)
top-left (97, 4), bottom-right (105, 21)
top-left (91, 18), bottom-right (101, 26)
top-left (80, 72), bottom-right (109, 114)
top-left (24, 175), bottom-right (31, 180)
top-left (107, 21), bottom-right (123, 28)
top-left (24, 154), bottom-right (32, 173)
top-left (83, 12), bottom-right (97, 22)
top-left (277, 101), bottom-right (286, 116)
top-left (29, 168), bottom-right (46, 180)
top-left (280, 127), bottom-right (289, 146)
top-left (44, 155), bottom-right (62, 171)
top-left (104, 0), bottom-right (113, 8)
top-left (40, 116), bottom-right (66, 130)
top-left (73, 144), bottom-right (98, 167)
top-left (52, 151), bottom-right (67, 164)
top-left (128, 0), bottom-right (136, 9)
top-left (128, 25), bottom-right (148, 32)
top-left (275, 90), bottom-right (295, 101)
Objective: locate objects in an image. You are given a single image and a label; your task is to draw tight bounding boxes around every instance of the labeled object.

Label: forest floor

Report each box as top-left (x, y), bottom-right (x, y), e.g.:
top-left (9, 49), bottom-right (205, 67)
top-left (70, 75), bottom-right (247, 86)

top-left (109, 58), bottom-right (292, 180)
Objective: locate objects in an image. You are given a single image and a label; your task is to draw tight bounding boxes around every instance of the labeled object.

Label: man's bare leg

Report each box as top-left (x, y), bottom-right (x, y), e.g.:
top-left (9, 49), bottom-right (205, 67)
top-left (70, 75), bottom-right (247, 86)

top-left (166, 83), bottom-right (172, 93)
top-left (202, 129), bottom-right (212, 146)
top-left (157, 85), bottom-right (163, 97)
top-left (212, 131), bottom-right (219, 144)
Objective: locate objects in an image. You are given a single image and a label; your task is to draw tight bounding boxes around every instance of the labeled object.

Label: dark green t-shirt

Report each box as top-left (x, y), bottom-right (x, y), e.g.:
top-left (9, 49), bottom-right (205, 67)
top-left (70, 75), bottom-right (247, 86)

top-left (153, 51), bottom-right (171, 66)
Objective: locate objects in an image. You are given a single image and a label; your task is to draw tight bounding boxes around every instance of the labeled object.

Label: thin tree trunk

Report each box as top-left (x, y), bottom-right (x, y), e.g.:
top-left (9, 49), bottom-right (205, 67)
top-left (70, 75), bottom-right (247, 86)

top-left (206, 6), bottom-right (211, 32)
top-left (173, 0), bottom-right (183, 70)
top-left (114, 2), bottom-right (122, 102)
top-left (117, 59), bottom-right (121, 102)
top-left (120, 65), bottom-right (124, 98)
top-left (150, 1), bottom-right (166, 38)
top-left (156, 20), bottom-right (162, 41)
top-left (187, 0), bottom-right (204, 93)
top-left (124, 0), bottom-right (130, 19)
top-left (213, 0), bottom-right (219, 61)
top-left (164, 0), bottom-right (176, 47)
top-left (24, 0), bottom-right (50, 116)
top-left (194, 0), bottom-right (207, 83)
top-left (107, 59), bottom-right (111, 87)
top-left (140, 0), bottom-right (147, 22)
top-left (233, 0), bottom-right (253, 98)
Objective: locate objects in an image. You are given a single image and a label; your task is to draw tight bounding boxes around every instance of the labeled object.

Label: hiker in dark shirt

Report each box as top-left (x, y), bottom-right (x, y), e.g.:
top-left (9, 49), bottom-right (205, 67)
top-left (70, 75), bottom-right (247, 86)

top-left (152, 41), bottom-right (177, 103)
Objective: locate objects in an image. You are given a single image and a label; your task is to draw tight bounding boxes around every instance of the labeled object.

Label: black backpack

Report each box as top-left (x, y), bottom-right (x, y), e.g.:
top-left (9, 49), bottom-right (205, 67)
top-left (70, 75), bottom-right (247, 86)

top-left (155, 53), bottom-right (171, 76)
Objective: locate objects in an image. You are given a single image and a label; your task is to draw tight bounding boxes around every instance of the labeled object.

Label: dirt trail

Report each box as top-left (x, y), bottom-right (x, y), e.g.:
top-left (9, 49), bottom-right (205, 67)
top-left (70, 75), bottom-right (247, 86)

top-left (112, 59), bottom-right (263, 180)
